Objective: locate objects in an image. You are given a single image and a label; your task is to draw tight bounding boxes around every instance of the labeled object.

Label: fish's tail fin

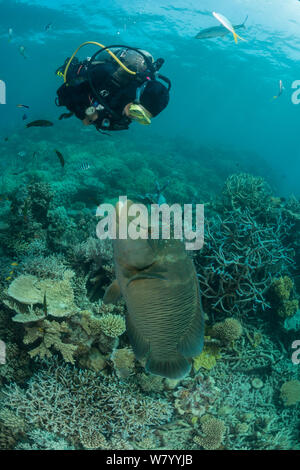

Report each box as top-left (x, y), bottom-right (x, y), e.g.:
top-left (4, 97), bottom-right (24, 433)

top-left (146, 352), bottom-right (191, 380)
top-left (233, 31), bottom-right (246, 43)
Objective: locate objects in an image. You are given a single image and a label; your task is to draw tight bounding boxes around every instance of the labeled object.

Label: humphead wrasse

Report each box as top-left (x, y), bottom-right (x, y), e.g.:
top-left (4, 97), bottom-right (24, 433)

top-left (103, 200), bottom-right (205, 379)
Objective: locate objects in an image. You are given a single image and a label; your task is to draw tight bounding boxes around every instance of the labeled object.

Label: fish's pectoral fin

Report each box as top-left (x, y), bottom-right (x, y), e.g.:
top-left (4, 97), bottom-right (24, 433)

top-left (146, 353), bottom-right (192, 380)
top-left (103, 279), bottom-right (121, 305)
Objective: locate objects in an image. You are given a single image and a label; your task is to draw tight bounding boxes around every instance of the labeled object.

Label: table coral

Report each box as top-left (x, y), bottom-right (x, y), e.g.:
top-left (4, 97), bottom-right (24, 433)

top-left (6, 273), bottom-right (77, 319)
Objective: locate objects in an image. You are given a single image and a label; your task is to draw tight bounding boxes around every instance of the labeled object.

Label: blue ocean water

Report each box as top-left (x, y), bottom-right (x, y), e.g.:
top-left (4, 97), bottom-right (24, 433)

top-left (0, 0), bottom-right (300, 452)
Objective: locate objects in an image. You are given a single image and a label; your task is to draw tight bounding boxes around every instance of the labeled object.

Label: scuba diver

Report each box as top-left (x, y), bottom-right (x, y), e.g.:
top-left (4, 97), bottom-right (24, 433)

top-left (55, 42), bottom-right (171, 133)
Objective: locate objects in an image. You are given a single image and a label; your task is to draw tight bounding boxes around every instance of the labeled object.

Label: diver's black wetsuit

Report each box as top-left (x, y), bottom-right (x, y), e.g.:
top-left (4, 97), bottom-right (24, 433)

top-left (56, 60), bottom-right (138, 131)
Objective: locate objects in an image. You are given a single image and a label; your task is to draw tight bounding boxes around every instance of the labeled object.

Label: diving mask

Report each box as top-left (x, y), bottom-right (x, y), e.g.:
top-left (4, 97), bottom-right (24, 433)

top-left (128, 103), bottom-right (152, 125)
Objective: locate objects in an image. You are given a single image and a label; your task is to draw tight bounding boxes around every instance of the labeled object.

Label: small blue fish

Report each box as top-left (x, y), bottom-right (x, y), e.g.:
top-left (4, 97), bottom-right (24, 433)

top-left (17, 151), bottom-right (27, 157)
top-left (45, 23), bottom-right (52, 31)
top-left (8, 28), bottom-right (13, 43)
top-left (22, 114), bottom-right (27, 121)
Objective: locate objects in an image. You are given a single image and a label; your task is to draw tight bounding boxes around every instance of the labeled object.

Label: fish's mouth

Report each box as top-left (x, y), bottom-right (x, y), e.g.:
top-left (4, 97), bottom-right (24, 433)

top-left (127, 273), bottom-right (167, 287)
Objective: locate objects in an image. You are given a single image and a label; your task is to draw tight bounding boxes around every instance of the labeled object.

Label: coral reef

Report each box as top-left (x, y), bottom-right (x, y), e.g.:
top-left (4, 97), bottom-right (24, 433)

top-left (111, 347), bottom-right (135, 379)
top-left (210, 318), bottom-right (243, 346)
top-left (222, 173), bottom-right (272, 216)
top-left (97, 313), bottom-right (126, 338)
top-left (195, 207), bottom-right (294, 318)
top-left (0, 129), bottom-right (299, 451)
top-left (2, 358), bottom-right (173, 446)
top-left (5, 272), bottom-right (77, 320)
top-left (23, 320), bottom-right (78, 363)
top-left (268, 276), bottom-right (299, 319)
top-left (194, 415), bottom-right (226, 450)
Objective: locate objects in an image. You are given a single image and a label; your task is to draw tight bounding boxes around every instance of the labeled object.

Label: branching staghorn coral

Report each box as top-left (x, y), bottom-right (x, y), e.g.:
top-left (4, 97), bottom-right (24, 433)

top-left (195, 209), bottom-right (295, 318)
top-left (19, 254), bottom-right (70, 280)
top-left (15, 429), bottom-right (75, 450)
top-left (280, 380), bottom-right (300, 406)
top-left (0, 341), bottom-right (31, 386)
top-left (222, 173), bottom-right (272, 216)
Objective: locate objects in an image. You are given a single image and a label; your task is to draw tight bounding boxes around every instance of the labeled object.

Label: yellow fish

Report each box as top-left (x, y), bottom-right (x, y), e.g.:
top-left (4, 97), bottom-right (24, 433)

top-left (11, 262), bottom-right (18, 266)
top-left (104, 200), bottom-right (205, 379)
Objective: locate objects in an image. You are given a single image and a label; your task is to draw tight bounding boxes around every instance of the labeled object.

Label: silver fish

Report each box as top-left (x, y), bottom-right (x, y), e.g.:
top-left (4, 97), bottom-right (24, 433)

top-left (273, 80), bottom-right (284, 99)
top-left (195, 15), bottom-right (248, 39)
top-left (103, 200), bottom-right (205, 379)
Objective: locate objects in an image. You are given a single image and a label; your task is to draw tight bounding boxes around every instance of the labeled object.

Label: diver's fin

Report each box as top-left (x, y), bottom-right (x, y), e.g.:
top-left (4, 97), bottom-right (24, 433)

top-left (146, 352), bottom-right (192, 380)
top-left (103, 280), bottom-right (121, 305)
top-left (126, 313), bottom-right (150, 359)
